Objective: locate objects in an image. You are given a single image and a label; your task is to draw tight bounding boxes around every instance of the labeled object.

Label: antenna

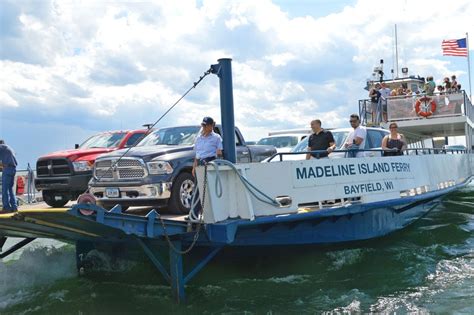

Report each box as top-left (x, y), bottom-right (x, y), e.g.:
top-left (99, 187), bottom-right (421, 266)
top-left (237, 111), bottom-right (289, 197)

top-left (379, 59), bottom-right (384, 82)
top-left (394, 24), bottom-right (399, 79)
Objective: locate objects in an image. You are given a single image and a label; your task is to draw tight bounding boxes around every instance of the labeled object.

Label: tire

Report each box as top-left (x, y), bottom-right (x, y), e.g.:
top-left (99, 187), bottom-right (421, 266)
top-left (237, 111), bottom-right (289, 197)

top-left (42, 191), bottom-right (69, 208)
top-left (169, 172), bottom-right (196, 214)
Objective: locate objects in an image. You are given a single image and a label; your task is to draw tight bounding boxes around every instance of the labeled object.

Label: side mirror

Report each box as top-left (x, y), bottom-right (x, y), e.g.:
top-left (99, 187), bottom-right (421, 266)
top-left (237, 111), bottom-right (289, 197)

top-left (75, 144), bottom-right (79, 149)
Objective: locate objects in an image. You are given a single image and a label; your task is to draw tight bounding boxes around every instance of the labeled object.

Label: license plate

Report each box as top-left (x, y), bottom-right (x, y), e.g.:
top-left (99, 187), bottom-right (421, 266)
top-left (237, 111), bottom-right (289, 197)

top-left (105, 188), bottom-right (120, 198)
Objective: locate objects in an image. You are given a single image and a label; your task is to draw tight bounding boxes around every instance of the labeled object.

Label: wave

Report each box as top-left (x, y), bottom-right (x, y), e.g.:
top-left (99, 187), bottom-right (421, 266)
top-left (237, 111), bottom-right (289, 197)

top-left (0, 244), bottom-right (76, 311)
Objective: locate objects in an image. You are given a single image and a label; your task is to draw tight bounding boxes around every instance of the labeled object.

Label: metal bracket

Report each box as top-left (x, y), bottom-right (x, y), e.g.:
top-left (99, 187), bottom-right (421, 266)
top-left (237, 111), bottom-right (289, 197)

top-left (210, 63), bottom-right (221, 76)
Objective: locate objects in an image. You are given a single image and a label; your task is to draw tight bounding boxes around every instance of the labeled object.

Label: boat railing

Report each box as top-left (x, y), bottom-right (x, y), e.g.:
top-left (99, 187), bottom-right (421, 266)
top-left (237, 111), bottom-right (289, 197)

top-left (359, 90), bottom-right (473, 125)
top-left (266, 147), bottom-right (468, 162)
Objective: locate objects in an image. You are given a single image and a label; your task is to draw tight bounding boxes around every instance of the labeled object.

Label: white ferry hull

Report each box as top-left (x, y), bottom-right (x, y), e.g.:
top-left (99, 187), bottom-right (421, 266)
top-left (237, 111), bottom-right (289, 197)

top-left (196, 154), bottom-right (473, 246)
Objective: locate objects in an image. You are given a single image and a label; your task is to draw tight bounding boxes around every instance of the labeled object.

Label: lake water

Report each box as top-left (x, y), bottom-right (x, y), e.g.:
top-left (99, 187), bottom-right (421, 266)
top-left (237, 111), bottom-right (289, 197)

top-left (1, 183), bottom-right (473, 314)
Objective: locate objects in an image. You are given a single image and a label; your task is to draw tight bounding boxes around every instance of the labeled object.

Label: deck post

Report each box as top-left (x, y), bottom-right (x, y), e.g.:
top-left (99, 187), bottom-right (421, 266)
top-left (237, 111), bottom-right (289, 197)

top-left (211, 58), bottom-right (236, 163)
top-left (169, 240), bottom-right (185, 303)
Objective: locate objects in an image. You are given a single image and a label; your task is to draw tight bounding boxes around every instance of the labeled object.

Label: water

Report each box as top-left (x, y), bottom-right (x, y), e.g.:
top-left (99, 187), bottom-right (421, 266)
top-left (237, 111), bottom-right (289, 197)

top-left (1, 184), bottom-right (473, 314)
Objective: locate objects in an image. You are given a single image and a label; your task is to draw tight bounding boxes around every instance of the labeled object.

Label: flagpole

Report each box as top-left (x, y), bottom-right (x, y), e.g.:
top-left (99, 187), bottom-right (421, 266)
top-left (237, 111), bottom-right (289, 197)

top-left (467, 32), bottom-right (472, 99)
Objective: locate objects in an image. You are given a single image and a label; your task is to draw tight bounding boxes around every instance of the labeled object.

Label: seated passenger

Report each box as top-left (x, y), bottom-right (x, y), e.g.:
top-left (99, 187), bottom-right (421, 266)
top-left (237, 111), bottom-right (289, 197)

top-left (382, 123), bottom-right (407, 156)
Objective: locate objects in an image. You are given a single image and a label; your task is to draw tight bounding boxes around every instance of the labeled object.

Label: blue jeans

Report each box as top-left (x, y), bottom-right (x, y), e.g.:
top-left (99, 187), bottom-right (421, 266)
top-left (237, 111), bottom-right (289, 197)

top-left (345, 144), bottom-right (360, 158)
top-left (2, 167), bottom-right (17, 211)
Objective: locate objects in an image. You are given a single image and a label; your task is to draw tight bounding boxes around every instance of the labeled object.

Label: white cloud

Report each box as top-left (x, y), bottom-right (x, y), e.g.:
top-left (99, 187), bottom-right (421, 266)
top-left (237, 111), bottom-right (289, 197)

top-left (1, 0), bottom-right (474, 167)
top-left (0, 91), bottom-right (19, 107)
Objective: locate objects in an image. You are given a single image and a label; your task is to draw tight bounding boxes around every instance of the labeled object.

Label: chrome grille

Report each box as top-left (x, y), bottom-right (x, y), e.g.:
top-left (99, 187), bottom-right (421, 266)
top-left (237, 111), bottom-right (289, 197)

top-left (94, 158), bottom-right (147, 180)
top-left (95, 160), bottom-right (112, 168)
top-left (118, 169), bottom-right (145, 178)
top-left (117, 159), bottom-right (142, 167)
top-left (95, 169), bottom-right (113, 179)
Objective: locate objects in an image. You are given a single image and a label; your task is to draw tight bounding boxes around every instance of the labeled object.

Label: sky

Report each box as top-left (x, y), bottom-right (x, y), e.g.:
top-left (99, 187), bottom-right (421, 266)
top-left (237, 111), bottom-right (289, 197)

top-left (1, 0), bottom-right (473, 169)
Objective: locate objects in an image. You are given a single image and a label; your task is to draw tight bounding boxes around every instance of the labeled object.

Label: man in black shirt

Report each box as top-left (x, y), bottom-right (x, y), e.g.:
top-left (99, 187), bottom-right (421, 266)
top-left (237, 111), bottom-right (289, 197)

top-left (306, 119), bottom-right (336, 159)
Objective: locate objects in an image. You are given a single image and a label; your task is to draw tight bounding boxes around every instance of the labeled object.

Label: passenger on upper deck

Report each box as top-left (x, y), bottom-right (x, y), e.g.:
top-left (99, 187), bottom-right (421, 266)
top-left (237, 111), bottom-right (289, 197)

top-left (443, 77), bottom-right (452, 92)
top-left (379, 83), bottom-right (391, 121)
top-left (344, 114), bottom-right (367, 158)
top-left (451, 75), bottom-right (459, 92)
top-left (305, 119), bottom-right (336, 159)
top-left (437, 85), bottom-right (445, 94)
top-left (382, 123), bottom-right (407, 156)
top-left (368, 83), bottom-right (381, 123)
top-left (424, 76), bottom-right (436, 96)
top-left (380, 83), bottom-right (391, 100)
top-left (395, 86), bottom-right (408, 96)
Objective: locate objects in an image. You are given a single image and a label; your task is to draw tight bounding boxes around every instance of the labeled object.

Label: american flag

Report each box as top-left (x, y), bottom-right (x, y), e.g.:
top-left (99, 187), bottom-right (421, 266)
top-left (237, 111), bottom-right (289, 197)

top-left (442, 38), bottom-right (468, 57)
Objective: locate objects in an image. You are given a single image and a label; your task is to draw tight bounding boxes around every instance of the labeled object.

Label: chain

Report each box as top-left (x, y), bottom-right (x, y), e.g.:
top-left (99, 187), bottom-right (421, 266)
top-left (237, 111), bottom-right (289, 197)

top-left (159, 164), bottom-right (208, 255)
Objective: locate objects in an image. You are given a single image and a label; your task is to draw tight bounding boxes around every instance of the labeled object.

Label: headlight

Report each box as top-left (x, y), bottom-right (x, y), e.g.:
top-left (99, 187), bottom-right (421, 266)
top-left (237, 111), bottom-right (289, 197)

top-left (147, 161), bottom-right (173, 175)
top-left (73, 161), bottom-right (93, 172)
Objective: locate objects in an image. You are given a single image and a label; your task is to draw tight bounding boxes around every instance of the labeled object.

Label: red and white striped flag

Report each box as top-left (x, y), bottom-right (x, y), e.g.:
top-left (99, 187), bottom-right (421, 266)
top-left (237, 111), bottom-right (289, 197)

top-left (442, 38), bottom-right (468, 57)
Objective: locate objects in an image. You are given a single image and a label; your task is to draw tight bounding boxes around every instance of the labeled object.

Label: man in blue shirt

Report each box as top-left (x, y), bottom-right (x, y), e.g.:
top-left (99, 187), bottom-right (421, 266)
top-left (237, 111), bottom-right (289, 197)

top-left (192, 116), bottom-right (223, 177)
top-left (188, 117), bottom-right (222, 221)
top-left (0, 140), bottom-right (18, 212)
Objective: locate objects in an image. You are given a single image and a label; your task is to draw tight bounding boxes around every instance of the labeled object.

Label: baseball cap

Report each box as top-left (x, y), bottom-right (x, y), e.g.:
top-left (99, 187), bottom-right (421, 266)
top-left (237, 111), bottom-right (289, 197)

top-left (201, 116), bottom-right (214, 125)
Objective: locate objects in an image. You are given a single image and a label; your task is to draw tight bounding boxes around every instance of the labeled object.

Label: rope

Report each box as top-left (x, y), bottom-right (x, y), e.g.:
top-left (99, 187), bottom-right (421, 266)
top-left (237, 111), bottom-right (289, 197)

top-left (159, 164), bottom-right (208, 254)
top-left (84, 68), bottom-right (213, 192)
top-left (158, 159), bottom-right (281, 254)
top-left (81, 68), bottom-right (212, 254)
top-left (207, 159), bottom-right (281, 207)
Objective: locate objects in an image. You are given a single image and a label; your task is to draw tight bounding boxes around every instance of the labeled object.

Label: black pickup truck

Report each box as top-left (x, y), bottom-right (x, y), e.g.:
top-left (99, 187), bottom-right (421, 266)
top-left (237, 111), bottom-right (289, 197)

top-left (89, 125), bottom-right (276, 213)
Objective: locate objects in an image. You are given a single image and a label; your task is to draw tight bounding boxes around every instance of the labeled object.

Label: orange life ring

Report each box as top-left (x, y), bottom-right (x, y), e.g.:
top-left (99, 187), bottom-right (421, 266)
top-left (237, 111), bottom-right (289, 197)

top-left (415, 96), bottom-right (436, 117)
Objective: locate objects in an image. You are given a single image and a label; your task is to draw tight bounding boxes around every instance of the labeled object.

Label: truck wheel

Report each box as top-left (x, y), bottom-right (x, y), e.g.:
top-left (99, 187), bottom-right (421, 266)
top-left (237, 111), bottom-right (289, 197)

top-left (43, 191), bottom-right (69, 208)
top-left (169, 172), bottom-right (195, 214)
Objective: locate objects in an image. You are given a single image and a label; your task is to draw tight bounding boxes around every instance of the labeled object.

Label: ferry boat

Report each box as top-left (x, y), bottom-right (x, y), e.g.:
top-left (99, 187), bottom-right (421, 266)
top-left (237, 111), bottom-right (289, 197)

top-left (0, 58), bottom-right (472, 303)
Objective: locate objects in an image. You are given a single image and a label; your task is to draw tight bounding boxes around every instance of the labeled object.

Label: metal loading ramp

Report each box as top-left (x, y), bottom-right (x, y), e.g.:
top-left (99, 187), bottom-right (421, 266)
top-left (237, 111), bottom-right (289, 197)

top-left (0, 203), bottom-right (220, 304)
top-left (0, 205), bottom-right (189, 242)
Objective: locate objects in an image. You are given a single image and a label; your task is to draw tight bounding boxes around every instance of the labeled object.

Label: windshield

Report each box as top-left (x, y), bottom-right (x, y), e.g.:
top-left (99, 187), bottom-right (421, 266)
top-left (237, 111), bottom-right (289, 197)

top-left (80, 132), bottom-right (127, 149)
top-left (257, 136), bottom-right (299, 148)
top-left (138, 126), bottom-right (201, 146)
top-left (291, 131), bottom-right (350, 152)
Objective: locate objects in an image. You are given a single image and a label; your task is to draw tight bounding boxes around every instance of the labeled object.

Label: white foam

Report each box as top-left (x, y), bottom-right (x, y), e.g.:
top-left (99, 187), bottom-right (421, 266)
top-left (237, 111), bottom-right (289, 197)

top-left (0, 244), bottom-right (76, 311)
top-left (326, 248), bottom-right (366, 270)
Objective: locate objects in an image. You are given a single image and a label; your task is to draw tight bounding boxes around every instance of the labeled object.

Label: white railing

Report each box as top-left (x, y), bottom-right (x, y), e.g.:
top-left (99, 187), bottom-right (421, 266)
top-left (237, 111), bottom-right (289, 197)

top-left (359, 91), bottom-right (473, 124)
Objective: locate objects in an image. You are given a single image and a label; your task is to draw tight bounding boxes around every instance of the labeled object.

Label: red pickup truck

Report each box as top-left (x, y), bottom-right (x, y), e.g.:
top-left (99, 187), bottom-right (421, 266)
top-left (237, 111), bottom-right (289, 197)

top-left (35, 129), bottom-right (148, 207)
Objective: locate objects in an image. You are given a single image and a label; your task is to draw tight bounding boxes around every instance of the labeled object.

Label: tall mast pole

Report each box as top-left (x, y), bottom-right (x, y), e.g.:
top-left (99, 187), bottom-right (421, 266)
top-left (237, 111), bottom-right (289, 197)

top-left (395, 24), bottom-right (399, 79)
top-left (466, 32), bottom-right (472, 99)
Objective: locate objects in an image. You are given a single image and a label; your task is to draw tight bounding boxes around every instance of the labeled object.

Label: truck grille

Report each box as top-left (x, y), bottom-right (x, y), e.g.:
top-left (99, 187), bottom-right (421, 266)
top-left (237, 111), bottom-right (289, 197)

top-left (37, 158), bottom-right (72, 176)
top-left (94, 158), bottom-right (147, 180)
top-left (95, 159), bottom-right (143, 168)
